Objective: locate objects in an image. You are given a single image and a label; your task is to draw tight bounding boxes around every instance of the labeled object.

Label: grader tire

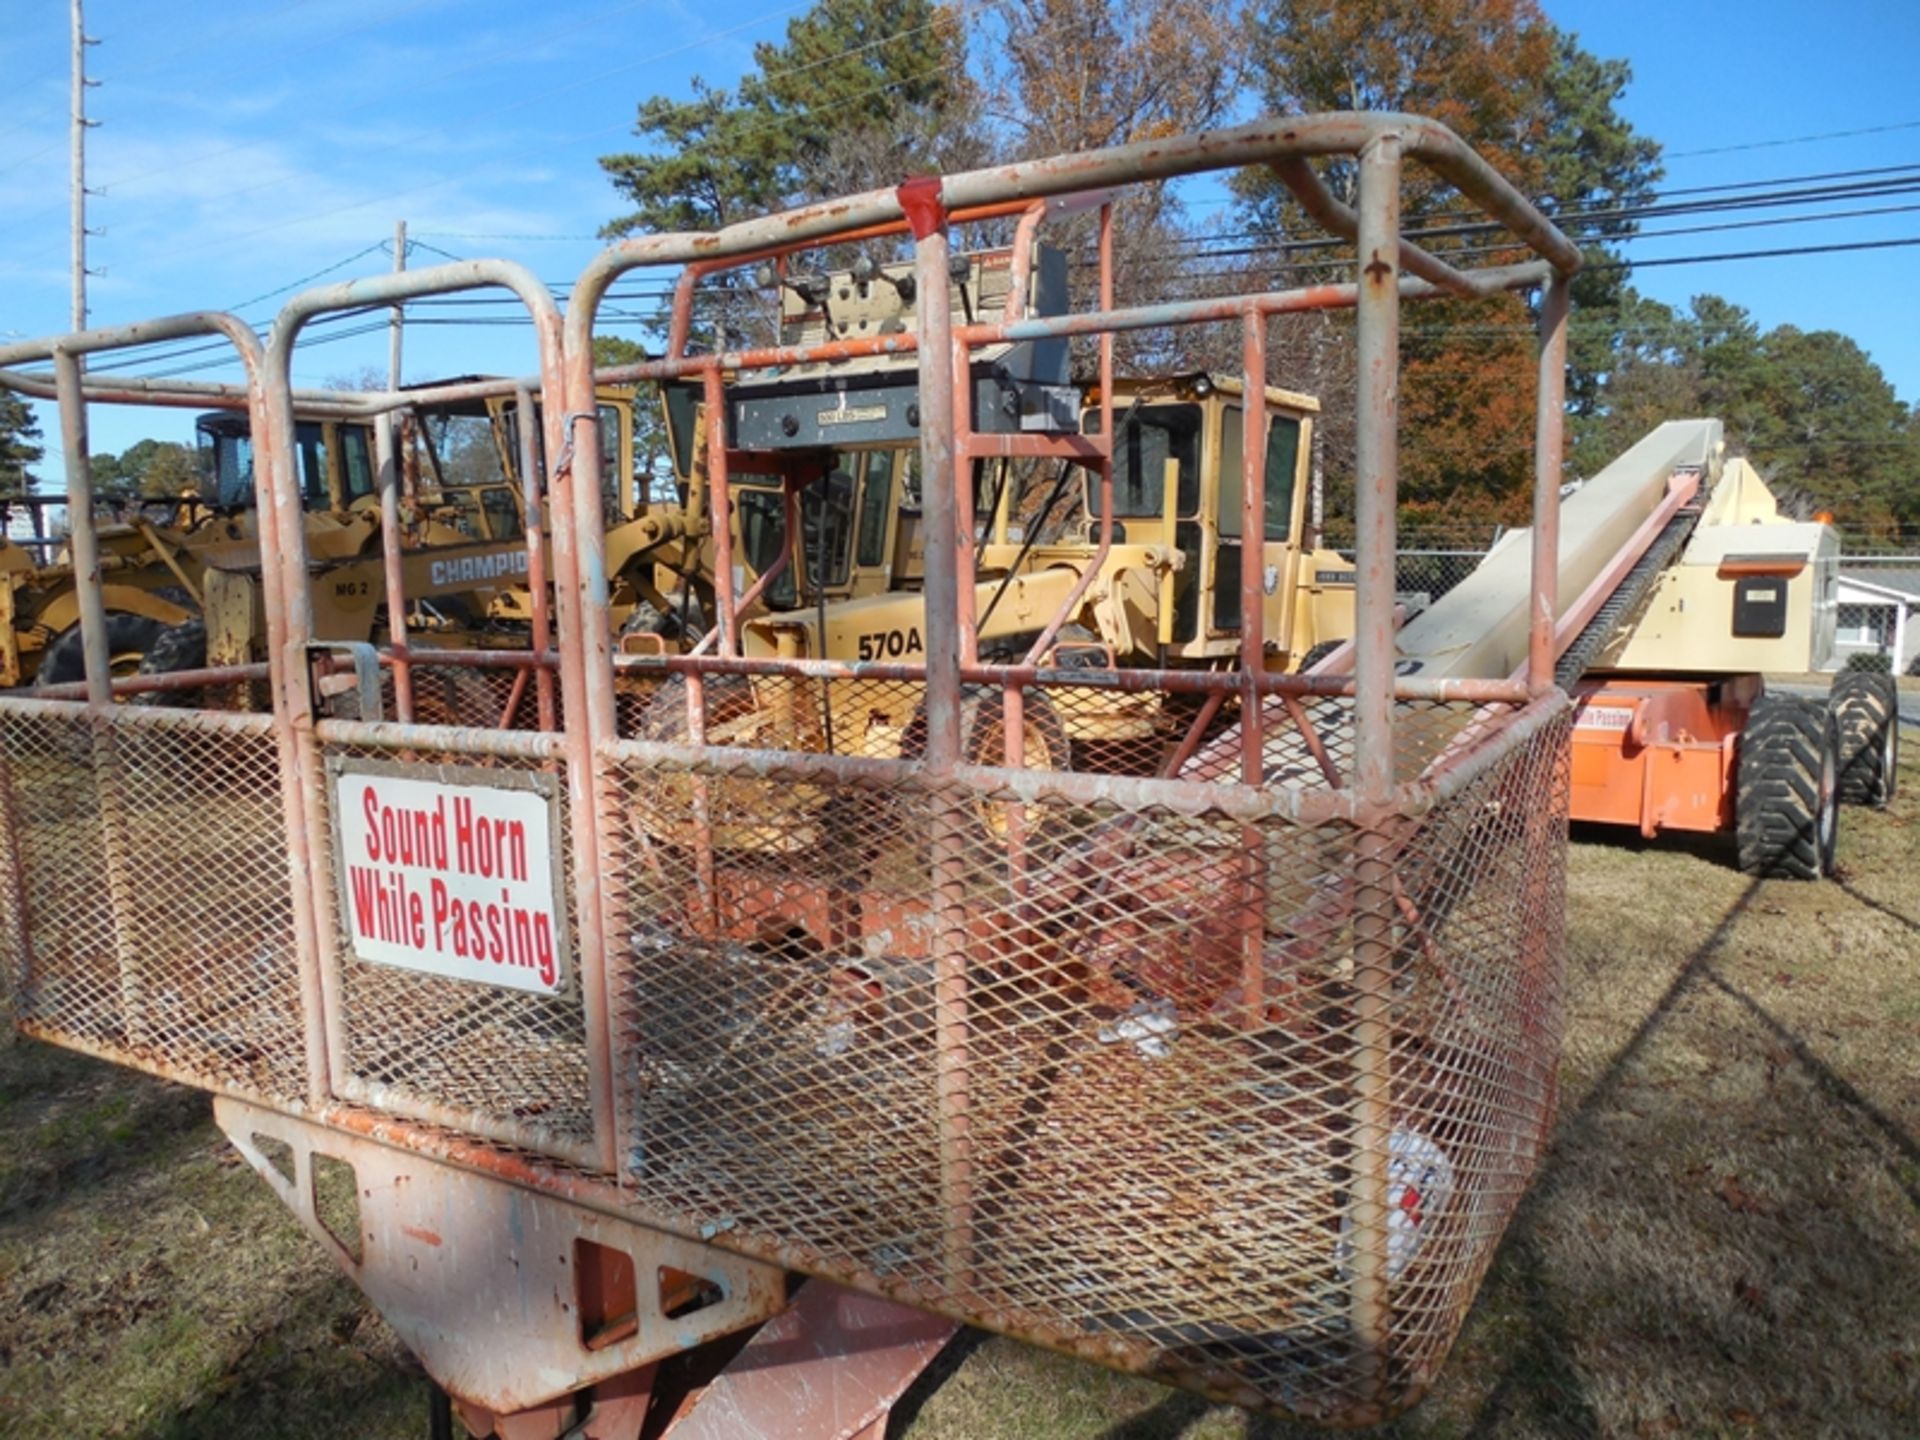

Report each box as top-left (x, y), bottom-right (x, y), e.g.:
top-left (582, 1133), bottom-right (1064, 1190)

top-left (35, 613), bottom-right (164, 689)
top-left (131, 619), bottom-right (207, 708)
top-left (1830, 669), bottom-right (1899, 808)
top-left (1735, 695), bottom-right (1838, 881)
top-left (1297, 638), bottom-right (1347, 673)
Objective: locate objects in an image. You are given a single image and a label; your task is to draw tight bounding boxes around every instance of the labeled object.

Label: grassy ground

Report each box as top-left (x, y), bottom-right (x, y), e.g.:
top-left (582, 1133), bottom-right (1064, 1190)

top-left (2, 753), bottom-right (1915, 1439)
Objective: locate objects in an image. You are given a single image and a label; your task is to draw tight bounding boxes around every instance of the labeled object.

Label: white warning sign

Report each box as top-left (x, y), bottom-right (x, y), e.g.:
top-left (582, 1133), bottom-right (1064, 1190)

top-left (329, 760), bottom-right (569, 995)
top-left (1572, 702), bottom-right (1635, 733)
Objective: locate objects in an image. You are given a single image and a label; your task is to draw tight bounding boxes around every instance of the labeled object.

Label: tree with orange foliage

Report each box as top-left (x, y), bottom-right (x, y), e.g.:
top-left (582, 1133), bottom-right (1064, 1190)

top-left (1234, 0), bottom-right (1661, 528)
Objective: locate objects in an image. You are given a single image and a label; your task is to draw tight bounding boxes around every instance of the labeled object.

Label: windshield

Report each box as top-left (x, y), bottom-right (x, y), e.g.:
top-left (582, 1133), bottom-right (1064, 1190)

top-left (1082, 404), bottom-right (1202, 519)
top-left (195, 418), bottom-right (327, 508)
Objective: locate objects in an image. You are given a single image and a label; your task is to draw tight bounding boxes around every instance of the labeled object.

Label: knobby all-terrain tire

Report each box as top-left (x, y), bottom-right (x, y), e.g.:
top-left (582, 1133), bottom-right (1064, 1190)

top-left (131, 618), bottom-right (207, 708)
top-left (1829, 668), bottom-right (1899, 808)
top-left (1297, 638), bottom-right (1347, 673)
top-left (1735, 694), bottom-right (1839, 881)
top-left (35, 612), bottom-right (164, 689)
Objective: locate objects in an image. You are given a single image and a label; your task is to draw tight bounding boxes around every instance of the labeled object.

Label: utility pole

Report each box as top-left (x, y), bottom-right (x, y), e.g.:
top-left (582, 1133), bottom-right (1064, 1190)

top-left (70, 0), bottom-right (100, 335)
top-left (389, 219), bottom-right (407, 390)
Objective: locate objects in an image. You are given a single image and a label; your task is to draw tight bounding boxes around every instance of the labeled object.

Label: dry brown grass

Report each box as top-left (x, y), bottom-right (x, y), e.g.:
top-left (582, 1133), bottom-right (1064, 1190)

top-left (2, 751), bottom-right (1916, 1438)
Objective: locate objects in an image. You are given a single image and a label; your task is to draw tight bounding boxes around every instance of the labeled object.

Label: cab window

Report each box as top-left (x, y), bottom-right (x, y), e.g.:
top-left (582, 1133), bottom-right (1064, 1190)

top-left (855, 454), bottom-right (892, 567)
top-left (340, 424), bottom-right (375, 504)
top-left (799, 467), bottom-right (856, 589)
top-left (733, 476), bottom-right (791, 605)
top-left (295, 422), bottom-right (329, 509)
top-left (1218, 407), bottom-right (1302, 541)
top-left (598, 404), bottom-right (623, 522)
top-left (1084, 404), bottom-right (1202, 518)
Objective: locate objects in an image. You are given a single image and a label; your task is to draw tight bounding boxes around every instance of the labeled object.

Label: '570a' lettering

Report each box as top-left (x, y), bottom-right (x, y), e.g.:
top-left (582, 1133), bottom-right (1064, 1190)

top-left (856, 626), bottom-right (923, 661)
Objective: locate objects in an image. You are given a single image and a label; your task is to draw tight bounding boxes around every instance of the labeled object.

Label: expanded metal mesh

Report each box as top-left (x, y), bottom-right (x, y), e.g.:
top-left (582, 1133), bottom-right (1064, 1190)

top-left (0, 704), bottom-right (305, 1099)
top-left (602, 676), bottom-right (1570, 1422)
top-left (312, 726), bottom-right (595, 1158)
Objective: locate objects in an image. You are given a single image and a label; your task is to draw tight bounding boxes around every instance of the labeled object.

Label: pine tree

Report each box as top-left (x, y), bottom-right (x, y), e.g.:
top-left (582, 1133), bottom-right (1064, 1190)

top-left (0, 393), bottom-right (45, 499)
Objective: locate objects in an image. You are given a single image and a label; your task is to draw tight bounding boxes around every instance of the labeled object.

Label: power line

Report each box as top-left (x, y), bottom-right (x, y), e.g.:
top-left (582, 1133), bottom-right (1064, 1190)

top-left (1589, 233), bottom-right (1920, 271)
top-left (1667, 118), bottom-right (1920, 160)
top-left (224, 242), bottom-right (391, 315)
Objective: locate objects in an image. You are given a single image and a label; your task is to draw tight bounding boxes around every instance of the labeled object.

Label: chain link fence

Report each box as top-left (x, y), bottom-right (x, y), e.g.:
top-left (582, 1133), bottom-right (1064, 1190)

top-left (1326, 531), bottom-right (1500, 617)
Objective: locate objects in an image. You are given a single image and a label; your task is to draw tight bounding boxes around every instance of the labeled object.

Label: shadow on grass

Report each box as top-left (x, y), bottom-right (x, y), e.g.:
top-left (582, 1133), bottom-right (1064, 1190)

top-left (1385, 877), bottom-right (1762, 1438)
top-left (130, 1266), bottom-right (418, 1440)
top-left (0, 1039), bottom-right (209, 1230)
top-left (1096, 1388), bottom-right (1212, 1439)
top-left (1834, 877), bottom-right (1920, 936)
top-left (888, 1327), bottom-right (993, 1439)
top-left (1459, 871), bottom-right (1920, 1435)
top-left (1702, 968), bottom-right (1920, 1212)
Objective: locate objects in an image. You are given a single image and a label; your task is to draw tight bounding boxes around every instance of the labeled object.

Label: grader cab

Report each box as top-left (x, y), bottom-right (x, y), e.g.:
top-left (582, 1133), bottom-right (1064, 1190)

top-left (637, 242), bottom-right (1356, 778)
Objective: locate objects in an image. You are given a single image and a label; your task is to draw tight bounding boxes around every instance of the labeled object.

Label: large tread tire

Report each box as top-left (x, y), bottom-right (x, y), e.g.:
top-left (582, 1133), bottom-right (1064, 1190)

top-left (407, 667), bottom-right (505, 729)
top-left (636, 673), bottom-right (759, 746)
top-left (1297, 638), bottom-right (1347, 673)
top-left (957, 684), bottom-right (1071, 773)
top-left (1735, 695), bottom-right (1839, 881)
top-left (1830, 669), bottom-right (1899, 808)
top-left (130, 619), bottom-right (207, 708)
top-left (622, 592), bottom-right (706, 644)
top-left (1040, 623), bottom-right (1109, 672)
top-left (35, 612), bottom-right (165, 690)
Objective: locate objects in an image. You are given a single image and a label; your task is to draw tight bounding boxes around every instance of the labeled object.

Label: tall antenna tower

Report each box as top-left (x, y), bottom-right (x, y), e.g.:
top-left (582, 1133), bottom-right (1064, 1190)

top-left (70, 0), bottom-right (100, 334)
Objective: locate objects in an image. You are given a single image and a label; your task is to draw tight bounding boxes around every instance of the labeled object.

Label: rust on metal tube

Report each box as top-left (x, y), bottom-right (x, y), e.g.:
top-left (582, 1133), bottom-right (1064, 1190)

top-left (1270, 156), bottom-right (1485, 298)
top-left (952, 332), bottom-right (980, 664)
top-left (32, 662), bottom-right (272, 702)
top-left (1003, 199), bottom-right (1049, 322)
top-left (1528, 272), bottom-right (1571, 696)
top-left (51, 345), bottom-right (149, 1047)
top-left (1347, 130), bottom-right (1405, 1400)
top-left (702, 365), bottom-right (740, 657)
top-left (515, 384), bottom-right (557, 730)
top-left (902, 174), bottom-right (974, 1296)
top-left (375, 404), bottom-right (414, 723)
top-left (1237, 307), bottom-right (1271, 1030)
top-left (1019, 204), bottom-right (1117, 668)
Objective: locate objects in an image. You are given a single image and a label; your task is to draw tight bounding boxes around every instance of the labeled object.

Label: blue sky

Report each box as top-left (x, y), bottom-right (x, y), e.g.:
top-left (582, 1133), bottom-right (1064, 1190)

top-left (3, 0), bottom-right (1919, 468)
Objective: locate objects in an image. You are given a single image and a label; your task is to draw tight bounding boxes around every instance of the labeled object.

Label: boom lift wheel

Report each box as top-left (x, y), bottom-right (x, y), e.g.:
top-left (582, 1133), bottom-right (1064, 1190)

top-left (1829, 669), bottom-right (1900, 808)
top-left (1735, 694), bottom-right (1839, 880)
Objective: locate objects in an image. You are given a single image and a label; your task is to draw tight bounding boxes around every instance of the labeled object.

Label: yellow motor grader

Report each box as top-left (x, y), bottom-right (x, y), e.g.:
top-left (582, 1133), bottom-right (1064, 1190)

top-left (637, 246), bottom-right (1356, 787)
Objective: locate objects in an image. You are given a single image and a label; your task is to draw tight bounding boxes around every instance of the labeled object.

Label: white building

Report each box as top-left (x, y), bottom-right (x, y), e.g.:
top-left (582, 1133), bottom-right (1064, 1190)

top-left (1833, 567), bottom-right (1920, 674)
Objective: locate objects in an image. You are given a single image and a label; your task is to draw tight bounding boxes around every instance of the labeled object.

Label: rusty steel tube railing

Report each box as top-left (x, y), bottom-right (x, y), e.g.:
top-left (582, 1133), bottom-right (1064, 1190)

top-left (1529, 273), bottom-right (1573, 695)
top-left (899, 177), bottom-right (977, 1294)
top-left (263, 259), bottom-right (615, 1173)
top-left (375, 409), bottom-right (415, 723)
top-left (0, 309), bottom-right (333, 1107)
top-left (0, 107), bottom-right (1590, 1426)
top-left (569, 114), bottom-right (1575, 293)
top-left (1269, 156), bottom-right (1489, 298)
top-left (0, 363), bottom-right (370, 416)
top-left (608, 649), bottom-right (1534, 705)
top-left (1347, 132), bottom-right (1404, 1401)
top-left (49, 346), bottom-right (150, 1050)
top-left (515, 383), bottom-right (558, 731)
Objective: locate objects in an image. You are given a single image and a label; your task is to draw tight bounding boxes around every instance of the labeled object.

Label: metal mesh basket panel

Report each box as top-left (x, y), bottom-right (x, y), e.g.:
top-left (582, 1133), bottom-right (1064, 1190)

top-left (314, 727), bottom-right (595, 1158)
top-left (601, 678), bottom-right (1570, 1423)
top-left (0, 704), bottom-right (305, 1099)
